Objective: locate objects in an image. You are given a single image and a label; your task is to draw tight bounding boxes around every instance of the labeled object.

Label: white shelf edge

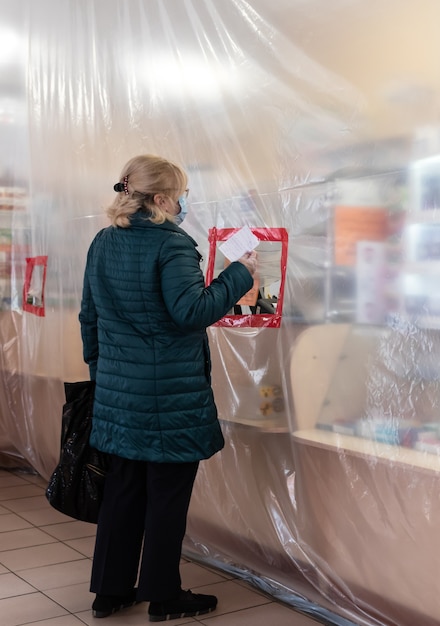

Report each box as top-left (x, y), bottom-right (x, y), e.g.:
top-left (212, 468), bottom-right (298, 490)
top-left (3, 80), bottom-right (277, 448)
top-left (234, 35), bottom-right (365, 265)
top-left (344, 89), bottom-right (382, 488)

top-left (292, 428), bottom-right (440, 473)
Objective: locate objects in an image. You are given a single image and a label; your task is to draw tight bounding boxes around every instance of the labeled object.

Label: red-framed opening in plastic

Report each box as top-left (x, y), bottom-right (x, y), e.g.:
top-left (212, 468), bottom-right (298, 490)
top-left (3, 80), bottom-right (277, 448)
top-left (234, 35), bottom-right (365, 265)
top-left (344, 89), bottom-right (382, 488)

top-left (23, 255), bottom-right (48, 317)
top-left (206, 227), bottom-right (288, 328)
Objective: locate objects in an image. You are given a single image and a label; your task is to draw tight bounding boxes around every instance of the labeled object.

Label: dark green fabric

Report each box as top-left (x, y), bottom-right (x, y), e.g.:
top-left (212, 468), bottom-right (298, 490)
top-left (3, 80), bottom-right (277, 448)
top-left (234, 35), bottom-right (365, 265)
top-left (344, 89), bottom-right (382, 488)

top-left (79, 212), bottom-right (253, 463)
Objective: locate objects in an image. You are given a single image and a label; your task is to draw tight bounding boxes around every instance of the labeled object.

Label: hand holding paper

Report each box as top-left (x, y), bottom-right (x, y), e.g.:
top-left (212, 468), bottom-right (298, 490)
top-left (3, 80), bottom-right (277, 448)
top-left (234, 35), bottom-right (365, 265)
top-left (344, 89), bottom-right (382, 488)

top-left (237, 250), bottom-right (258, 276)
top-left (219, 226), bottom-right (259, 262)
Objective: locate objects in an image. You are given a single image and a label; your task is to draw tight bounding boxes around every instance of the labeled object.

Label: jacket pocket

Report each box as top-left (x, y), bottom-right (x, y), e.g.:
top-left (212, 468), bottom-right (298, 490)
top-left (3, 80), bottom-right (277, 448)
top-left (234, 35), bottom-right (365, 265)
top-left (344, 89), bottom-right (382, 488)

top-left (203, 336), bottom-right (211, 384)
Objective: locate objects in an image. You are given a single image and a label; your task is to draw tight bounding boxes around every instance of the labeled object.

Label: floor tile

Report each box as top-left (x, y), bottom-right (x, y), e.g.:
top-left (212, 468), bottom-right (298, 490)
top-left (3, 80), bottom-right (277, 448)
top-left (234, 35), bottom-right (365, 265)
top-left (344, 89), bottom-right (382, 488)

top-left (0, 513), bottom-right (32, 533)
top-left (0, 484), bottom-right (44, 501)
top-left (0, 495), bottom-right (51, 513)
top-left (192, 579), bottom-right (271, 616)
top-left (18, 558), bottom-right (92, 591)
top-left (0, 527), bottom-right (57, 551)
top-left (11, 506), bottom-right (73, 526)
top-left (17, 473), bottom-right (49, 488)
top-left (199, 602), bottom-right (322, 626)
top-left (29, 616), bottom-right (87, 625)
top-left (0, 572), bottom-right (36, 599)
top-left (0, 542), bottom-right (84, 571)
top-left (65, 536), bottom-right (95, 557)
top-left (42, 520), bottom-right (96, 541)
top-left (0, 592), bottom-right (67, 626)
top-left (0, 474), bottom-right (30, 488)
top-left (44, 581), bottom-right (92, 613)
top-left (184, 557), bottom-right (236, 580)
top-left (181, 561), bottom-right (230, 589)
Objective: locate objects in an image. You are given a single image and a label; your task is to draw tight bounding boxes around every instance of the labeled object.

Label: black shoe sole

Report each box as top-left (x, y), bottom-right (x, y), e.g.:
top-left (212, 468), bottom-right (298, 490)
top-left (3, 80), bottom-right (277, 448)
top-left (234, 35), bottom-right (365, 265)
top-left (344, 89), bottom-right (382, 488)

top-left (149, 606), bottom-right (215, 622)
top-left (93, 599), bottom-right (138, 618)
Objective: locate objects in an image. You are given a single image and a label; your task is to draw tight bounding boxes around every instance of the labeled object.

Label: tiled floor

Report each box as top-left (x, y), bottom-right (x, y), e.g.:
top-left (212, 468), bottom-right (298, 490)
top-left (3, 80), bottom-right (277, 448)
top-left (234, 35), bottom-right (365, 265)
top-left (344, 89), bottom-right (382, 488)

top-left (0, 468), bottom-right (322, 626)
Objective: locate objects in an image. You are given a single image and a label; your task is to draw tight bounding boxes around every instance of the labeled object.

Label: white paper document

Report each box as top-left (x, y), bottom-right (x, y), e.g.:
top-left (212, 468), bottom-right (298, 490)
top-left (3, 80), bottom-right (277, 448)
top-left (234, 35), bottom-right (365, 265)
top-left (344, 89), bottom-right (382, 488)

top-left (218, 226), bottom-right (259, 262)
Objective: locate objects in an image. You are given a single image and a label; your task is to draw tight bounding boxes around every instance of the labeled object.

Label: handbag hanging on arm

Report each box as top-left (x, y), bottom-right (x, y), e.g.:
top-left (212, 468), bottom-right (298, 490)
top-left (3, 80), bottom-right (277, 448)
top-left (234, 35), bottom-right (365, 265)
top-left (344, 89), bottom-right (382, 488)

top-left (46, 380), bottom-right (110, 524)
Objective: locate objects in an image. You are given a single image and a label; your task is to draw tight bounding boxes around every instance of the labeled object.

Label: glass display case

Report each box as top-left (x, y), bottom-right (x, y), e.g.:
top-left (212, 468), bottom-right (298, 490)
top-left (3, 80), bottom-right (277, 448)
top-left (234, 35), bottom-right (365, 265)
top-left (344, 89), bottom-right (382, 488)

top-left (400, 154), bottom-right (440, 327)
top-left (290, 322), bottom-right (440, 625)
top-left (292, 323), bottom-right (440, 469)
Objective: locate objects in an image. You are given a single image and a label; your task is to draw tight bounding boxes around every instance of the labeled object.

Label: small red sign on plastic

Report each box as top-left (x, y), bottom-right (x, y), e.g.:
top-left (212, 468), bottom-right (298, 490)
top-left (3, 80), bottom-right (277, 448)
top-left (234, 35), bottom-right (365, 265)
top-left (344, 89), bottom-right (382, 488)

top-left (23, 255), bottom-right (48, 317)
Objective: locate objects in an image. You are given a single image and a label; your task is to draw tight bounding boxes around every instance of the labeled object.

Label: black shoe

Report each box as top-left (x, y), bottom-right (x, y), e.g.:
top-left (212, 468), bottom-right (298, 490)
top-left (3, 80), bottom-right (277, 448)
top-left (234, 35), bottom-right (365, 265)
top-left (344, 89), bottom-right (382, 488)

top-left (92, 588), bottom-right (138, 618)
top-left (148, 589), bottom-right (217, 622)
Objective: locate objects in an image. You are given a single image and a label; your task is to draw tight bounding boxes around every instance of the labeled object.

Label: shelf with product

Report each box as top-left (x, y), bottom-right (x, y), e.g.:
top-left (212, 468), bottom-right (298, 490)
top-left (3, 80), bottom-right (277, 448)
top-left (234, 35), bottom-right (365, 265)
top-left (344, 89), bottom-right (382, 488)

top-left (292, 428), bottom-right (440, 473)
top-left (321, 166), bottom-right (440, 330)
top-left (288, 321), bottom-right (440, 625)
top-left (290, 323), bottom-right (440, 472)
top-left (0, 186), bottom-right (31, 311)
top-left (322, 168), bottom-right (408, 326)
top-left (397, 155), bottom-right (440, 327)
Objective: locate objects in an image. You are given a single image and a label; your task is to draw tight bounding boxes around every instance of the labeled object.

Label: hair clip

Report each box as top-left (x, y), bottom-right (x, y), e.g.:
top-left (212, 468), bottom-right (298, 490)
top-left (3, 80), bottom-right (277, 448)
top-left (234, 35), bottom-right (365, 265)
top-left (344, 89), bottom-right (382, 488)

top-left (113, 175), bottom-right (130, 195)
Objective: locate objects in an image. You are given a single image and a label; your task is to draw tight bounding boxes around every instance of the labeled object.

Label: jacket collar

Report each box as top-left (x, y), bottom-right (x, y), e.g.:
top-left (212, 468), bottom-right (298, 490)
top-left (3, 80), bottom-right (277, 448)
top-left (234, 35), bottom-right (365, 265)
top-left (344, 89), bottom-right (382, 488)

top-left (129, 210), bottom-right (198, 247)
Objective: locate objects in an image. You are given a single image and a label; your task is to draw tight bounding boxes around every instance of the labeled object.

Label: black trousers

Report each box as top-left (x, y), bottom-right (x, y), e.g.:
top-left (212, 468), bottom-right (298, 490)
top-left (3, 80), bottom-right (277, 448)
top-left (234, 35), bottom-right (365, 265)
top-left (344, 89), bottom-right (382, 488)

top-left (90, 454), bottom-right (199, 602)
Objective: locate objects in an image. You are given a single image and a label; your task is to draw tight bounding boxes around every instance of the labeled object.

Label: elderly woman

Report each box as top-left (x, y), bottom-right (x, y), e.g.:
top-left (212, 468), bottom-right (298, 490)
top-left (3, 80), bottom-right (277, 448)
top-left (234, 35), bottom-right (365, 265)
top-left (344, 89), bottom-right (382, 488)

top-left (79, 154), bottom-right (257, 622)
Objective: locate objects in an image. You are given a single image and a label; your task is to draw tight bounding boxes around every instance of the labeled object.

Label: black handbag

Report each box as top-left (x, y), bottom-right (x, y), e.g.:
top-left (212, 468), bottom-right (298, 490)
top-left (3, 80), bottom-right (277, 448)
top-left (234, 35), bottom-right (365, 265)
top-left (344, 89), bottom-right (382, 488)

top-left (46, 380), bottom-right (110, 523)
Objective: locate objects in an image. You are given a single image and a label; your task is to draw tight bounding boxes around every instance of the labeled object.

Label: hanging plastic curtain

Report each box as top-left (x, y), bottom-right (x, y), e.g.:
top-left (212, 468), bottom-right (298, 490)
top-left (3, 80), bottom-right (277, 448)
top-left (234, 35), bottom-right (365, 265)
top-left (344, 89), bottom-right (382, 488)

top-left (1, 1), bottom-right (440, 624)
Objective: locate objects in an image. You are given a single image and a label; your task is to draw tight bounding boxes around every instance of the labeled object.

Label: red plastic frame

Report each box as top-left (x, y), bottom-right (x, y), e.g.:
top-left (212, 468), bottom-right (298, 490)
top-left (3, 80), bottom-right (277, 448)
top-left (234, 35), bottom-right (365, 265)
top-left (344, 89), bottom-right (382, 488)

top-left (23, 255), bottom-right (48, 317)
top-left (206, 227), bottom-right (288, 328)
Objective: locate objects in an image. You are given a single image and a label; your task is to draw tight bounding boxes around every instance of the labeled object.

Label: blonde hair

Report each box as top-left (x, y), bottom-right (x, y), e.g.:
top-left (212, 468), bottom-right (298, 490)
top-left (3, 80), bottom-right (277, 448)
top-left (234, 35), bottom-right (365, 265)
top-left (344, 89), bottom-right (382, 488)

top-left (107, 154), bottom-right (188, 228)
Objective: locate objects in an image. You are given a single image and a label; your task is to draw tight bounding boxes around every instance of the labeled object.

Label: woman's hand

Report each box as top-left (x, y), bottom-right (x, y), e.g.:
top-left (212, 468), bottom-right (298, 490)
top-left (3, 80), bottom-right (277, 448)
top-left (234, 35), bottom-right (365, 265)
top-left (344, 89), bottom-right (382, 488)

top-left (237, 250), bottom-right (257, 276)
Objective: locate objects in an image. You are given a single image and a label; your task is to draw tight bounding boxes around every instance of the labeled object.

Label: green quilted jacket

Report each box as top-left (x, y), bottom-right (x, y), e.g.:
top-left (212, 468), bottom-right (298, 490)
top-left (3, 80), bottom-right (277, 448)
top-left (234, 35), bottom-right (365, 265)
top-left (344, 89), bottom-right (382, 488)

top-left (79, 211), bottom-right (253, 463)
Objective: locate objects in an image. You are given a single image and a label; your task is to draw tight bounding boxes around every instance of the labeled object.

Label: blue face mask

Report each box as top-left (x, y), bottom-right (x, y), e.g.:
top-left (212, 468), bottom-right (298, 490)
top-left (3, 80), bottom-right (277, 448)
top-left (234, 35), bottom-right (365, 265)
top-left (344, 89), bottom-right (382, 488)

top-left (175, 194), bottom-right (188, 225)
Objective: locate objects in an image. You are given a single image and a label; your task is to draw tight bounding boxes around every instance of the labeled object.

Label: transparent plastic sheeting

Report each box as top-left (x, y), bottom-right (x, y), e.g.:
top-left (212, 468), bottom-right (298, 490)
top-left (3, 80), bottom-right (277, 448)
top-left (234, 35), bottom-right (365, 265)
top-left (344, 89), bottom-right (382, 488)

top-left (1, 1), bottom-right (440, 625)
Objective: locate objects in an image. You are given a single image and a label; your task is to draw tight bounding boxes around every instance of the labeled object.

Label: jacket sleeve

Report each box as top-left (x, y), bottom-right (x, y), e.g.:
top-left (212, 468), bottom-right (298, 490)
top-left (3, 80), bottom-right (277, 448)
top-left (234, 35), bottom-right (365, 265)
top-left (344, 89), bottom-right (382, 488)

top-left (159, 232), bottom-right (254, 331)
top-left (78, 252), bottom-right (99, 380)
